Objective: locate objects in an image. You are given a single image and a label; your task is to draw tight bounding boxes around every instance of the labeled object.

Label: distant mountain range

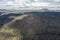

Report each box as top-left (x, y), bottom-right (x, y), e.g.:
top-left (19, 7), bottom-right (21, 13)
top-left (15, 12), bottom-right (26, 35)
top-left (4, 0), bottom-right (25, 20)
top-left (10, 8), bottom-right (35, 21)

top-left (0, 9), bottom-right (60, 12)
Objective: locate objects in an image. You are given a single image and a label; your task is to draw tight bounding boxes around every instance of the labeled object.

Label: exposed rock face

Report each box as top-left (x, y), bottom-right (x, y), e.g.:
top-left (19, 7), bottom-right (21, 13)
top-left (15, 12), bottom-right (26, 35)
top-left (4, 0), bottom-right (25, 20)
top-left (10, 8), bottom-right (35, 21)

top-left (0, 12), bottom-right (60, 40)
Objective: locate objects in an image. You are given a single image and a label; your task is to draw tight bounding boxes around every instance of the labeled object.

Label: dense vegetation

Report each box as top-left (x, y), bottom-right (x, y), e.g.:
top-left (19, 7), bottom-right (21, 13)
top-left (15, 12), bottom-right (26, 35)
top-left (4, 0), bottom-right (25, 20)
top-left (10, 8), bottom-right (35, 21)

top-left (0, 12), bottom-right (60, 40)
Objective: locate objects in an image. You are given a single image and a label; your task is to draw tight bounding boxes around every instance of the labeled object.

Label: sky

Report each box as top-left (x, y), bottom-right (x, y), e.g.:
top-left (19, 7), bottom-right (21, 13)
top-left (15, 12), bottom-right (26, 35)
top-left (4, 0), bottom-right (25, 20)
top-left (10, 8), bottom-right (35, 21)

top-left (0, 0), bottom-right (60, 10)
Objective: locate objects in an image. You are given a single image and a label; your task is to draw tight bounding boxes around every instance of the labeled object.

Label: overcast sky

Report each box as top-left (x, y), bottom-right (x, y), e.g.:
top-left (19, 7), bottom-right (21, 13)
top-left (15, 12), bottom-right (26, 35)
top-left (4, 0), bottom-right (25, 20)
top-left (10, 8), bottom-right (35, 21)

top-left (0, 0), bottom-right (60, 10)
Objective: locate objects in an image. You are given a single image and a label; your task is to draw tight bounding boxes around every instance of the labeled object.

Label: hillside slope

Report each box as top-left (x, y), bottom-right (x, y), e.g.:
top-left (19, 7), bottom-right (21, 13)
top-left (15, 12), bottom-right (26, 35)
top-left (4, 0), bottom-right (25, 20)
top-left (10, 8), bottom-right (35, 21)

top-left (0, 12), bottom-right (60, 40)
